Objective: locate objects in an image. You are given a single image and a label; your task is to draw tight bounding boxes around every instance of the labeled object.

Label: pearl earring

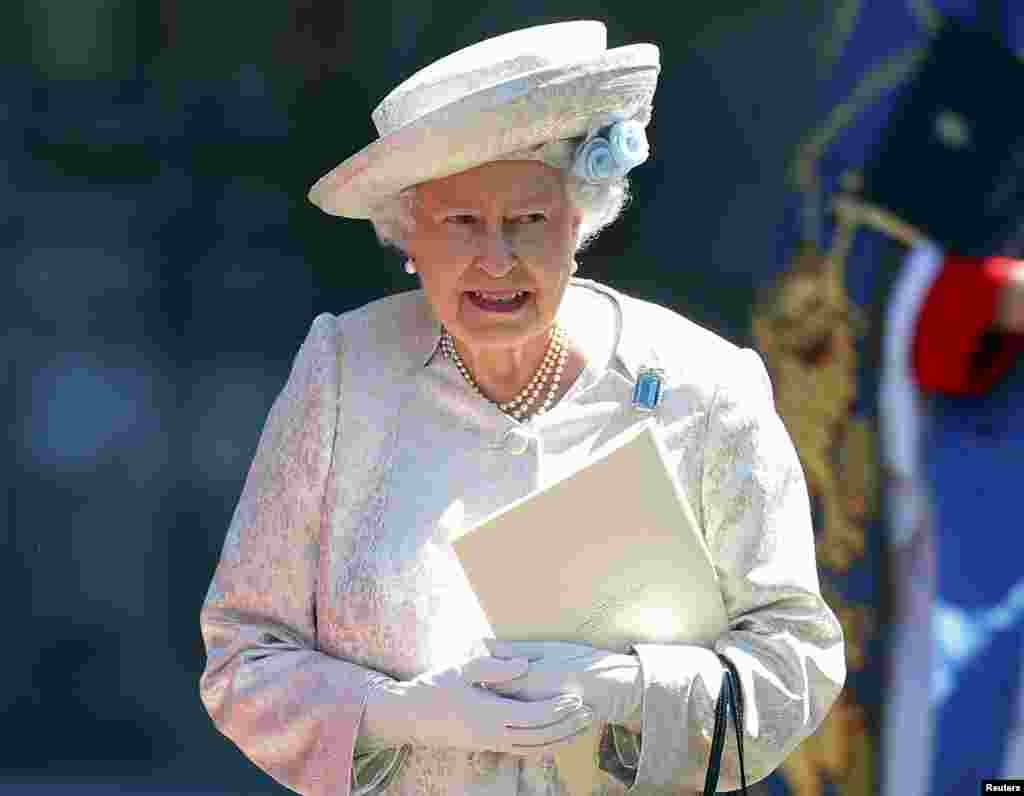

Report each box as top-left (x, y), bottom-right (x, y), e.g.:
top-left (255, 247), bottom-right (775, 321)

top-left (404, 259), bottom-right (417, 275)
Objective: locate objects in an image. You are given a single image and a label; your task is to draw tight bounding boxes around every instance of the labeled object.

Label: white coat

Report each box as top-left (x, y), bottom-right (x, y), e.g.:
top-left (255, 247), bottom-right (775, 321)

top-left (200, 279), bottom-right (845, 795)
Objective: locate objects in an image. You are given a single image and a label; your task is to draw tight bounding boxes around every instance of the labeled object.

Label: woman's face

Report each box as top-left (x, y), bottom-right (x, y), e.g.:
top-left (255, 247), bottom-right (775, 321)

top-left (404, 160), bottom-right (582, 353)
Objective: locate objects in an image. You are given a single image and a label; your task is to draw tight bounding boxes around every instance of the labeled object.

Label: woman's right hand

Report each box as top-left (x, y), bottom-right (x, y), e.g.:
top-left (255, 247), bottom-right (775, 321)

top-left (361, 656), bottom-right (594, 755)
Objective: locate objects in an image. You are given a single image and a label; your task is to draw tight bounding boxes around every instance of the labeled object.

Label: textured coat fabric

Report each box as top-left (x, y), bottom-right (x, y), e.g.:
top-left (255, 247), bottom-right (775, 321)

top-left (199, 279), bottom-right (845, 795)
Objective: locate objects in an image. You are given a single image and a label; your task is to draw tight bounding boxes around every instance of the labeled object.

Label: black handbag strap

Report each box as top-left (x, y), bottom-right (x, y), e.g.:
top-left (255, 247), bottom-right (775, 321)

top-left (703, 654), bottom-right (748, 795)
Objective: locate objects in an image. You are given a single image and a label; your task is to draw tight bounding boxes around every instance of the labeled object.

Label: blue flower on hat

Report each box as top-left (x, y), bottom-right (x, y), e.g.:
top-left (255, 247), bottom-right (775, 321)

top-left (573, 137), bottom-right (618, 182)
top-left (608, 120), bottom-right (649, 171)
top-left (571, 119), bottom-right (650, 183)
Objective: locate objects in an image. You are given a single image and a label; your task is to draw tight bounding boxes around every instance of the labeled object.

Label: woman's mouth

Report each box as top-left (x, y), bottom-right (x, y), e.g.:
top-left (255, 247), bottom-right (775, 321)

top-left (464, 290), bottom-right (530, 313)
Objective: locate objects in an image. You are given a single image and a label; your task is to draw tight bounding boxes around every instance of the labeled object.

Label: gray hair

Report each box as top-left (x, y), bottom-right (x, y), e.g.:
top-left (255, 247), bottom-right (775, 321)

top-left (369, 138), bottom-right (631, 255)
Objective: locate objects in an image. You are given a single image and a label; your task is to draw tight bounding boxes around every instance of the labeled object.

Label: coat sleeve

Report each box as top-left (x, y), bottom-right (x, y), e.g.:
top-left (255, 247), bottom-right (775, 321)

top-left (627, 346), bottom-right (846, 792)
top-left (199, 313), bottom-right (388, 796)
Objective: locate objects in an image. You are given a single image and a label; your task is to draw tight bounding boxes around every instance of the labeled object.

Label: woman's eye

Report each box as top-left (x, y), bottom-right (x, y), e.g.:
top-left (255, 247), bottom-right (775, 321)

top-left (514, 213), bottom-right (547, 224)
top-left (446, 214), bottom-right (477, 225)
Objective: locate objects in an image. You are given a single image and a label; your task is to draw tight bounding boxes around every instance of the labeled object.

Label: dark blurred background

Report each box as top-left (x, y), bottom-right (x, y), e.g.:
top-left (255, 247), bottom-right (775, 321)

top-left (8, 0), bottom-right (831, 792)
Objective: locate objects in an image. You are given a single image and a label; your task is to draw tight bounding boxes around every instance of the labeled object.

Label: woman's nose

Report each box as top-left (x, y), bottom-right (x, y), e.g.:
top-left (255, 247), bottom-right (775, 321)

top-left (475, 227), bottom-right (515, 277)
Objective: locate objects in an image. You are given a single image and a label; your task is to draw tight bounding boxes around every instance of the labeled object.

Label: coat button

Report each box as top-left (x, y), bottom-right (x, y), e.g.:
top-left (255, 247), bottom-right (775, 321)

top-left (503, 427), bottom-right (531, 455)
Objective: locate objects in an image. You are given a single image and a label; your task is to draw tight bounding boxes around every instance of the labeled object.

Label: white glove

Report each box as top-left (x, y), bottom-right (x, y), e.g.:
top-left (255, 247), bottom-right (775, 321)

top-left (361, 655), bottom-right (595, 755)
top-left (479, 640), bottom-right (643, 726)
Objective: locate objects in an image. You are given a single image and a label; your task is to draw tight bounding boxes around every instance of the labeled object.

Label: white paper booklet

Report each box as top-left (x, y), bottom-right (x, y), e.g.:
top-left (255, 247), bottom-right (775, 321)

top-left (450, 419), bottom-right (728, 794)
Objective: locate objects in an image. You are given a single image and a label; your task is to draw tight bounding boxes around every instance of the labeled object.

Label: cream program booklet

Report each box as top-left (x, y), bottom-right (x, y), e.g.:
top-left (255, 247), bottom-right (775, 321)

top-left (449, 419), bottom-right (728, 794)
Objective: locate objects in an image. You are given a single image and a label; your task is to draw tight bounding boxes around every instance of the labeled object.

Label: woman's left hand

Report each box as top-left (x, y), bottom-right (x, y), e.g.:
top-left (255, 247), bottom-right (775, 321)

top-left (473, 640), bottom-right (643, 725)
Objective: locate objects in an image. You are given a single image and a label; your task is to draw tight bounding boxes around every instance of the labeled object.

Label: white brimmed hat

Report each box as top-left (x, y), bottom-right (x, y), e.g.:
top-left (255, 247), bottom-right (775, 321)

top-left (307, 21), bottom-right (660, 219)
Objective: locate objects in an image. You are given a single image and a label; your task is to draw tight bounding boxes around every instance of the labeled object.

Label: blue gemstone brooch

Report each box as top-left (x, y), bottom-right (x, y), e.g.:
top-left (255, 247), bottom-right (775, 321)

top-left (631, 367), bottom-right (665, 413)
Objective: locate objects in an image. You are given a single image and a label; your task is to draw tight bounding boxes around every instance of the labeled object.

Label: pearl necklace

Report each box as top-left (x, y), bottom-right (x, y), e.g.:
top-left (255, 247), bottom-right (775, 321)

top-left (441, 325), bottom-right (569, 421)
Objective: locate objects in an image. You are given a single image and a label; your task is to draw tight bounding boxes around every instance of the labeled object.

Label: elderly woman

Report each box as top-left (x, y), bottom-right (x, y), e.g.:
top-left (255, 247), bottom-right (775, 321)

top-left (199, 21), bottom-right (845, 796)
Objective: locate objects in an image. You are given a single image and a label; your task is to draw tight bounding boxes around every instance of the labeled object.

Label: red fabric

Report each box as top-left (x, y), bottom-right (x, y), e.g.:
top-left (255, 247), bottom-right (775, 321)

top-left (911, 254), bottom-right (1024, 395)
